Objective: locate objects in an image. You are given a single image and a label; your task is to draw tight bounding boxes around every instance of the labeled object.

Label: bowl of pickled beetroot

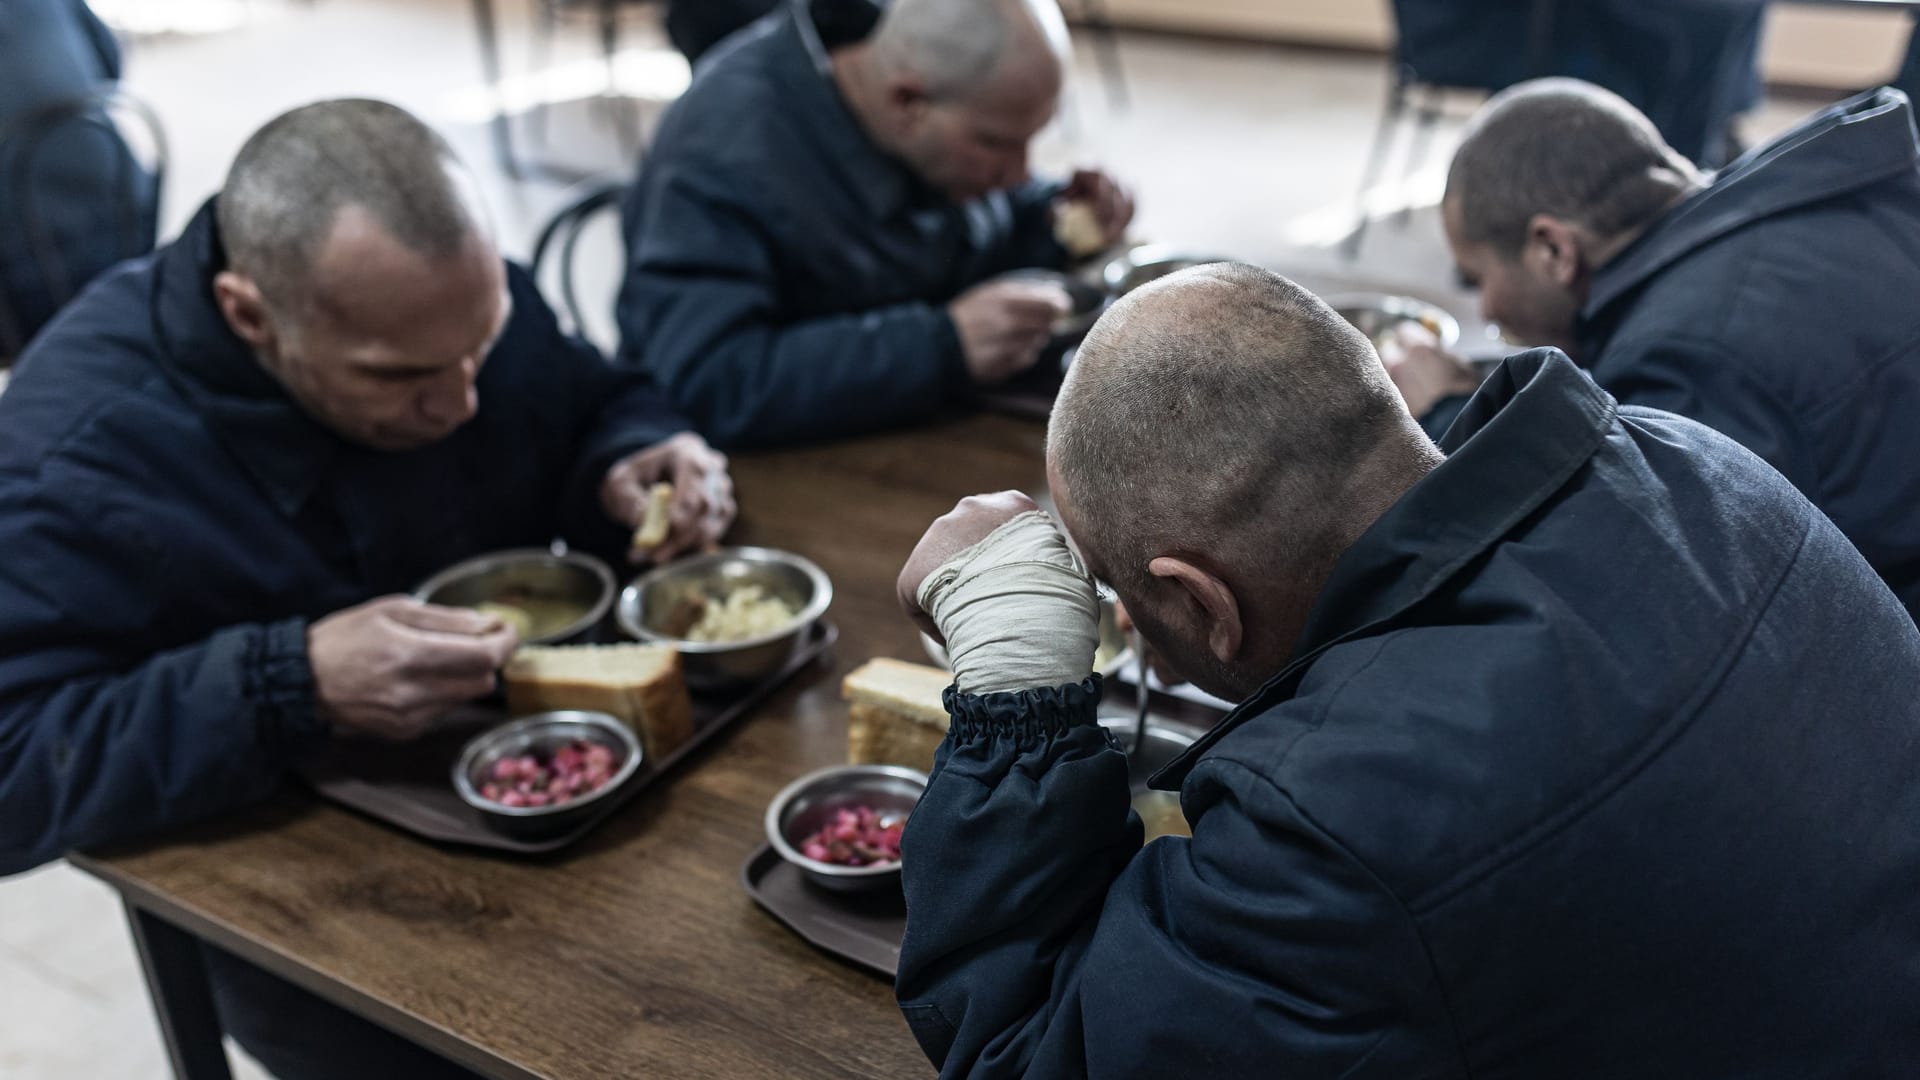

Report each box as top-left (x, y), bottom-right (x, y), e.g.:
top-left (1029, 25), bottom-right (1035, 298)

top-left (453, 710), bottom-right (642, 838)
top-left (764, 764), bottom-right (927, 893)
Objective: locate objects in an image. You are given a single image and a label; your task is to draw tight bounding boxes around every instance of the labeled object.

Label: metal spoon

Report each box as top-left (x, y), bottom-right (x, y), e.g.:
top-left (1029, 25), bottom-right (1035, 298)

top-left (1130, 627), bottom-right (1150, 757)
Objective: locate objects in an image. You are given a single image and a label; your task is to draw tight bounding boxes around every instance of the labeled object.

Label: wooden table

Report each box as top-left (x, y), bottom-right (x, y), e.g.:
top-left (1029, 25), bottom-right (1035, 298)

top-left (71, 411), bottom-right (1053, 1080)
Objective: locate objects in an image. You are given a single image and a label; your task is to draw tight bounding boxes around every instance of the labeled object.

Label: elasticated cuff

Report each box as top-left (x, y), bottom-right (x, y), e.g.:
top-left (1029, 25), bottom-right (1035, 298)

top-left (942, 675), bottom-right (1104, 745)
top-left (245, 616), bottom-right (324, 750)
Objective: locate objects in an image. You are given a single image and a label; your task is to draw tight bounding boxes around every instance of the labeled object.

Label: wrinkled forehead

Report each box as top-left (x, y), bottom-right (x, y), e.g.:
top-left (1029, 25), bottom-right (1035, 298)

top-left (303, 206), bottom-right (501, 335)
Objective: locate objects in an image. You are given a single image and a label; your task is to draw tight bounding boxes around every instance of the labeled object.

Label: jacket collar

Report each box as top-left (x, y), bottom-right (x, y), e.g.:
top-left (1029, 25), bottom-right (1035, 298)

top-left (148, 197), bottom-right (336, 518)
top-left (1152, 350), bottom-right (1619, 788)
top-left (1583, 87), bottom-right (1920, 324)
top-left (774, 0), bottom-right (922, 221)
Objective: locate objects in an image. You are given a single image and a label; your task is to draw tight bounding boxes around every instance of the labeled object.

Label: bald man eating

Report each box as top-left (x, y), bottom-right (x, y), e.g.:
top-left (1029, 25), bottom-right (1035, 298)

top-left (892, 264), bottom-right (1920, 1077)
top-left (616, 0), bottom-right (1134, 447)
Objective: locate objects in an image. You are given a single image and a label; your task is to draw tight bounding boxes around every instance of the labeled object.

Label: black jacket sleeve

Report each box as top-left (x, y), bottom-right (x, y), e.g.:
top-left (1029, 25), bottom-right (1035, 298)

top-left (615, 170), bottom-right (970, 449)
top-left (896, 679), bottom-right (1440, 1078)
top-left (0, 473), bottom-right (325, 874)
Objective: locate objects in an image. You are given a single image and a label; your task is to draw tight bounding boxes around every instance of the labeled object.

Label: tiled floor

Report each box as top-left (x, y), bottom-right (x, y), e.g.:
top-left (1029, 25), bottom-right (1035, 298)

top-left (0, 2), bottom-right (1840, 1076)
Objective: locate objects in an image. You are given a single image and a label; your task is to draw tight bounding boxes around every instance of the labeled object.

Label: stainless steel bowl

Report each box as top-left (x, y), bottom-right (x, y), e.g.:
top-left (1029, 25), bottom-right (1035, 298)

top-left (616, 546), bottom-right (832, 693)
top-left (452, 710), bottom-right (643, 839)
top-left (1101, 245), bottom-right (1235, 297)
top-left (999, 268), bottom-right (1109, 341)
top-left (765, 764), bottom-right (927, 893)
top-left (1325, 292), bottom-right (1462, 351)
top-left (921, 598), bottom-right (1134, 679)
top-left (413, 548), bottom-right (615, 645)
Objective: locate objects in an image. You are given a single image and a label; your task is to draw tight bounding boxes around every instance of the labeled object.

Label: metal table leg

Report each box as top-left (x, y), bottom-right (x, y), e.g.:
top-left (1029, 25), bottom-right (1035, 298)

top-left (125, 902), bottom-right (234, 1080)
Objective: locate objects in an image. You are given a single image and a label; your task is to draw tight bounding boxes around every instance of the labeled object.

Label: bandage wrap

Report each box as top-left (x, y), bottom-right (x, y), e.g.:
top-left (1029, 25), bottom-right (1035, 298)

top-left (916, 511), bottom-right (1101, 695)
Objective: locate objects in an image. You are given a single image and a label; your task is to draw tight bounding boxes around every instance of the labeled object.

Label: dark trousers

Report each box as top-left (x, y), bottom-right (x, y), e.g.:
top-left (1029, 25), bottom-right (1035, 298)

top-left (201, 943), bottom-right (482, 1080)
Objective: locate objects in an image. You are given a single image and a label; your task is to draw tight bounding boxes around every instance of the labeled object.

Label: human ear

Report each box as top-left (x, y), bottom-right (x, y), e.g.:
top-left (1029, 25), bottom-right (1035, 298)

top-left (1524, 215), bottom-right (1585, 290)
top-left (1147, 556), bottom-right (1242, 664)
top-left (212, 271), bottom-right (278, 352)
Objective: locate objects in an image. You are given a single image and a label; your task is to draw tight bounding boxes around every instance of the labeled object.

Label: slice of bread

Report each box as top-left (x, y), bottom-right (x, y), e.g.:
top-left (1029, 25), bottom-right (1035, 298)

top-left (505, 643), bottom-right (694, 762)
top-left (842, 658), bottom-right (953, 774)
top-left (632, 482), bottom-right (674, 551)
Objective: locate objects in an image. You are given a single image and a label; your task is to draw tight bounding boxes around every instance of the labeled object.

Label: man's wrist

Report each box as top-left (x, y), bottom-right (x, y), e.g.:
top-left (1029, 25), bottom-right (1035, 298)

top-left (918, 512), bottom-right (1100, 695)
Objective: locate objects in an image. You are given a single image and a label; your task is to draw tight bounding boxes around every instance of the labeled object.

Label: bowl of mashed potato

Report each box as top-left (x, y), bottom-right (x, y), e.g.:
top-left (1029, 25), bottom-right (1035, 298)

top-left (615, 546), bottom-right (832, 692)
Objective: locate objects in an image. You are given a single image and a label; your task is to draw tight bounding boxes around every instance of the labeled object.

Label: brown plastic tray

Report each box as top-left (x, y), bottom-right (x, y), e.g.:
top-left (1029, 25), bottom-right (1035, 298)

top-left (742, 844), bottom-right (904, 979)
top-left (297, 621), bottom-right (838, 854)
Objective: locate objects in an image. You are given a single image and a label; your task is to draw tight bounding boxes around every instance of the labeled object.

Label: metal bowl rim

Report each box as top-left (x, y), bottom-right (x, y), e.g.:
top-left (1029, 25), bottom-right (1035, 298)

top-left (1321, 291), bottom-right (1463, 348)
top-left (1100, 244), bottom-right (1236, 295)
top-left (763, 764), bottom-right (928, 879)
top-left (451, 710), bottom-right (643, 818)
top-left (615, 545), bottom-right (833, 653)
top-left (411, 547), bottom-right (617, 645)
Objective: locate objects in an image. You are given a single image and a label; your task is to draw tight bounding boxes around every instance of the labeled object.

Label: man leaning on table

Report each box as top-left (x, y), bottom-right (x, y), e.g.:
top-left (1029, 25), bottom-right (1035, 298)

top-left (893, 264), bottom-right (1920, 1077)
top-left (1384, 80), bottom-right (1920, 624)
top-left (616, 0), bottom-right (1134, 448)
top-left (0, 99), bottom-right (733, 1079)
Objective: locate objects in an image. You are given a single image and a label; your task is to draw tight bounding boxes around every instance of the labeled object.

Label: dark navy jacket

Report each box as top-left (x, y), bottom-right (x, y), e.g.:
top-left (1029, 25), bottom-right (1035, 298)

top-left (897, 351), bottom-right (1920, 1078)
top-left (1577, 87), bottom-right (1920, 624)
top-left (0, 0), bottom-right (155, 354)
top-left (614, 0), bottom-right (1067, 449)
top-left (0, 201), bottom-right (686, 874)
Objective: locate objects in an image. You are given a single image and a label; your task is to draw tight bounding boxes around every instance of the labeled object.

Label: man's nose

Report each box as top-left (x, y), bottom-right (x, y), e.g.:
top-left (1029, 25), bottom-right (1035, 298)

top-left (420, 356), bottom-right (479, 427)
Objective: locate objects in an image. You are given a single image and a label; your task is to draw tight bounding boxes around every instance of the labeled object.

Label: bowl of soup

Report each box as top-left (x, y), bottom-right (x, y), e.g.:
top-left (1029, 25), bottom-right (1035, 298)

top-left (414, 548), bottom-right (615, 645)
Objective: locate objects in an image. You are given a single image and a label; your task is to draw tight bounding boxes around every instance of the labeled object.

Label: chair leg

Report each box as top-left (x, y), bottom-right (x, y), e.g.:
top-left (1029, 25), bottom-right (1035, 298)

top-left (1342, 70), bottom-right (1409, 260)
top-left (1396, 83), bottom-right (1444, 226)
top-left (529, 0), bottom-right (559, 151)
top-left (470, 0), bottom-right (522, 180)
top-left (600, 0), bottom-right (644, 159)
top-left (1079, 0), bottom-right (1129, 111)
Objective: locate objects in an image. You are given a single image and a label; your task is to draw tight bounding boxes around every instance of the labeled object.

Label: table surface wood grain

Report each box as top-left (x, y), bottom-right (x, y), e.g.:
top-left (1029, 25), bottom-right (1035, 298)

top-left (72, 410), bottom-right (1056, 1080)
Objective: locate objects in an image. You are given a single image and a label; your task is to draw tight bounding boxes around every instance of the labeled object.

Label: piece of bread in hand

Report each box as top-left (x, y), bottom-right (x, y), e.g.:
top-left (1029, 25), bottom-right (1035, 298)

top-left (632, 482), bottom-right (675, 552)
top-left (505, 643), bottom-right (695, 762)
top-left (842, 658), bottom-right (954, 775)
top-left (1053, 200), bottom-right (1106, 259)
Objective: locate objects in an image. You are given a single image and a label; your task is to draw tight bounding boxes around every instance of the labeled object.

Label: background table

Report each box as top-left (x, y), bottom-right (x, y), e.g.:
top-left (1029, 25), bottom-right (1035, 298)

top-left (73, 410), bottom-right (1053, 1080)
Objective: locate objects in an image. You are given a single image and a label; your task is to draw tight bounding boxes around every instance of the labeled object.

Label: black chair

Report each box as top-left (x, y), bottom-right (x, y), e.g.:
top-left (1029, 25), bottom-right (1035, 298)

top-left (470, 0), bottom-right (673, 183)
top-left (530, 177), bottom-right (629, 343)
top-left (0, 88), bottom-right (165, 362)
top-left (1342, 0), bottom-right (1559, 260)
top-left (1343, 0), bottom-right (1761, 260)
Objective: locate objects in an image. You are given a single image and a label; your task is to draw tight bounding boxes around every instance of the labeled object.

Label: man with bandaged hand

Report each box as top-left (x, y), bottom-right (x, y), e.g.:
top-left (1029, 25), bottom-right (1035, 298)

top-left (891, 263), bottom-right (1920, 1078)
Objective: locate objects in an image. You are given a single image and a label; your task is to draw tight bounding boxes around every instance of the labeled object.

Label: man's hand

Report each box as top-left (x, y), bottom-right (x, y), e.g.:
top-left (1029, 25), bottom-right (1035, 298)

top-left (601, 432), bottom-right (736, 563)
top-left (309, 596), bottom-right (520, 740)
top-left (897, 491), bottom-right (1039, 642)
top-left (1061, 168), bottom-right (1135, 247)
top-left (948, 279), bottom-right (1071, 385)
top-left (1379, 325), bottom-right (1482, 418)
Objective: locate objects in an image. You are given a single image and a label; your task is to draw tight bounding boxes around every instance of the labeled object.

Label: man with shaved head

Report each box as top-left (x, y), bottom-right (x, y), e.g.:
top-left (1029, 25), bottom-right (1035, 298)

top-left (617, 0), bottom-right (1135, 447)
top-left (1387, 79), bottom-right (1920, 623)
top-left (0, 99), bottom-right (731, 1077)
top-left (891, 264), bottom-right (1920, 1076)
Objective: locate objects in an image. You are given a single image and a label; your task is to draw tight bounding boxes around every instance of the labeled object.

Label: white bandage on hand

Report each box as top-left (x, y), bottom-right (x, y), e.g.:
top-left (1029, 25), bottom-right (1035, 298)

top-left (916, 510), bottom-right (1101, 696)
